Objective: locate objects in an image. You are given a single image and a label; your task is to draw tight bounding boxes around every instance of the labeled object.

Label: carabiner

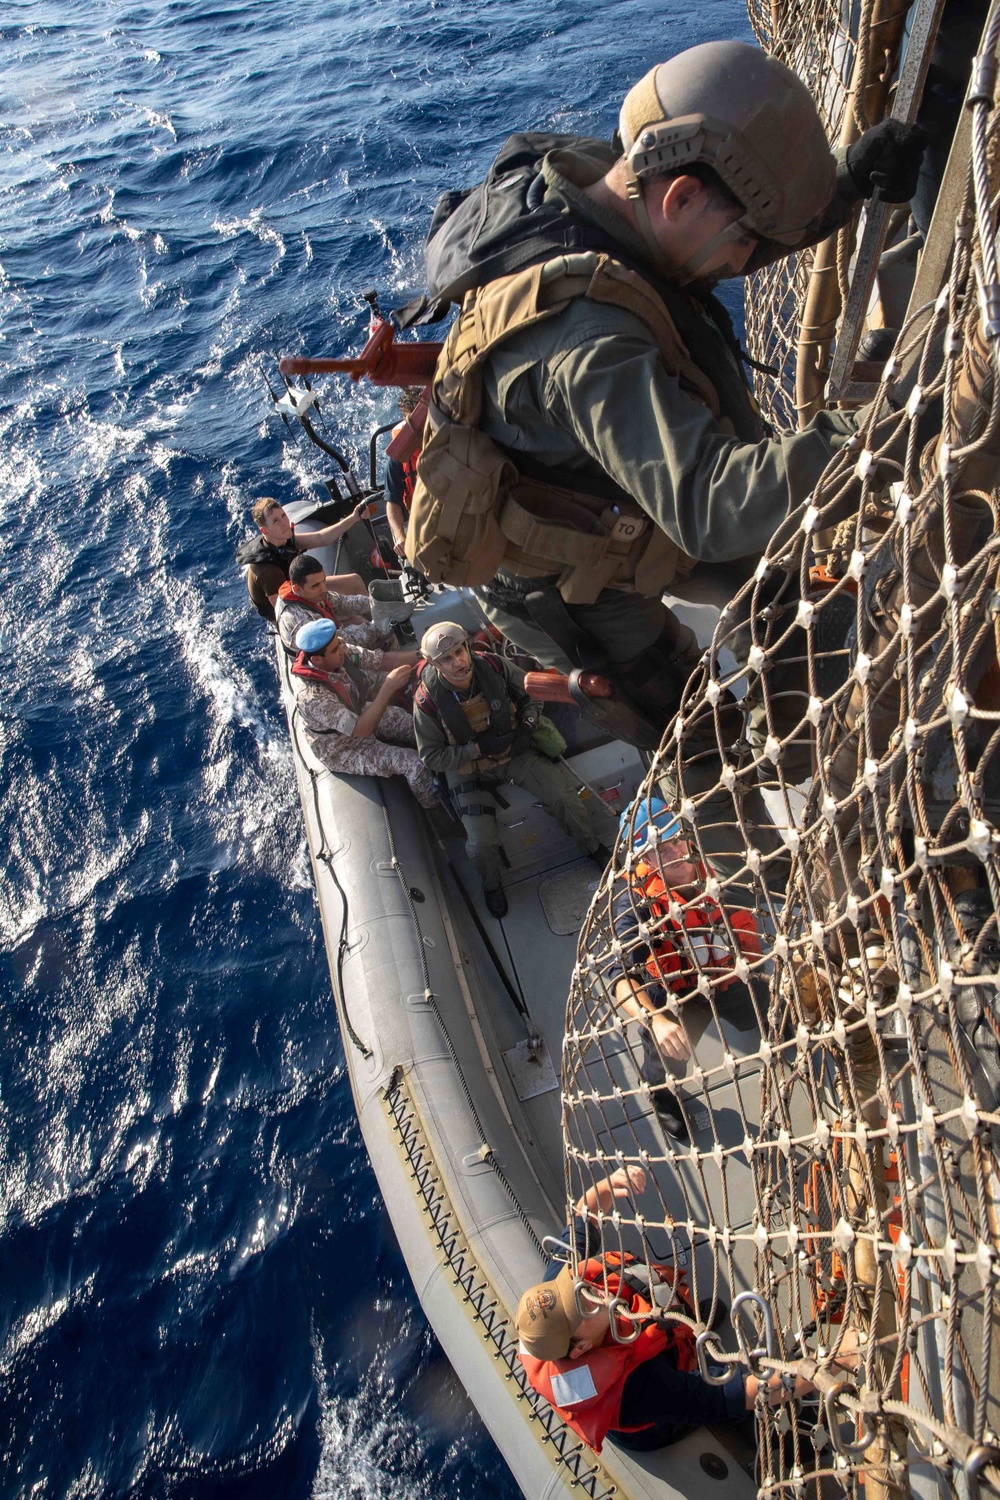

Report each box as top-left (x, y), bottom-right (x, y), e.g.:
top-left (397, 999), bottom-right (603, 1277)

top-left (696, 1328), bottom-right (739, 1385)
top-left (731, 1290), bottom-right (777, 1371)
top-left (541, 1234), bottom-right (573, 1263)
top-left (824, 1380), bottom-right (878, 1458)
top-left (965, 1444), bottom-right (1000, 1500)
top-left (606, 1295), bottom-right (642, 1345)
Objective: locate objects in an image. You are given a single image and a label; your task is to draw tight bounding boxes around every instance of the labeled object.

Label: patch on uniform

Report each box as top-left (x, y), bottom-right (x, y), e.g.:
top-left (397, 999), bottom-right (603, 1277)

top-left (524, 1287), bottom-right (557, 1321)
top-left (550, 1365), bottom-right (599, 1407)
top-left (610, 514), bottom-right (646, 542)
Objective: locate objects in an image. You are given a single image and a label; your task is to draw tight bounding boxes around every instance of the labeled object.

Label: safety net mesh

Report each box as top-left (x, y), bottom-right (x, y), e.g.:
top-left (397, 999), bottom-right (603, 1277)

top-left (744, 0), bottom-right (890, 431)
top-left (560, 6), bottom-right (1000, 1496)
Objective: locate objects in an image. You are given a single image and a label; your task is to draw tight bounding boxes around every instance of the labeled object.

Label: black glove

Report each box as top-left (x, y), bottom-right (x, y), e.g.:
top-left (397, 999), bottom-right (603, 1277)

top-left (846, 119), bottom-right (928, 203)
top-left (511, 722), bottom-right (535, 756)
top-left (478, 730), bottom-right (513, 758)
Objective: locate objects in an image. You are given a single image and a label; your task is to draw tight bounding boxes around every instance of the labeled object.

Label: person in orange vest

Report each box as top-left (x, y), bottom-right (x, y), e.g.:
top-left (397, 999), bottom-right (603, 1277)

top-left (275, 552), bottom-right (391, 655)
top-left (384, 387), bottom-right (422, 558)
top-left (607, 798), bottom-right (763, 1141)
top-left (516, 1166), bottom-right (858, 1455)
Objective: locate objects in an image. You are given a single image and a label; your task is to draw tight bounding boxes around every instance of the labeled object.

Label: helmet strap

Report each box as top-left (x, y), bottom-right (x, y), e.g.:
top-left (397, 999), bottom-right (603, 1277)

top-left (622, 160), bottom-right (683, 282)
top-left (673, 218), bottom-right (751, 284)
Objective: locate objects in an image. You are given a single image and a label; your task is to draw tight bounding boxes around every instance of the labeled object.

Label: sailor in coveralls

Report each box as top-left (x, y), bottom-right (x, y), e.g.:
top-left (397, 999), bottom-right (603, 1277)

top-left (516, 1167), bottom-right (860, 1453)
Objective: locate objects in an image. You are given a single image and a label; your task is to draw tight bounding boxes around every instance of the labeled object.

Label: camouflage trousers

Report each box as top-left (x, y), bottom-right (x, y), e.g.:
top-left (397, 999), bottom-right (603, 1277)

top-left (339, 620), bottom-right (392, 652)
top-left (306, 706), bottom-right (437, 807)
top-left (449, 750), bottom-right (598, 892)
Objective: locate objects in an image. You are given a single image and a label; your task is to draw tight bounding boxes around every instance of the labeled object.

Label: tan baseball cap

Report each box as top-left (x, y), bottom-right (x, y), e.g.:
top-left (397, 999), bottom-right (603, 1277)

top-left (420, 620), bottom-right (469, 662)
top-left (516, 1266), bottom-right (581, 1360)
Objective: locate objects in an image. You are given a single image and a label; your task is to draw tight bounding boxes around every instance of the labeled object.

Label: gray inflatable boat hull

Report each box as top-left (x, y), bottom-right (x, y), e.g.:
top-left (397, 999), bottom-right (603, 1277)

top-left (279, 629), bottom-right (757, 1500)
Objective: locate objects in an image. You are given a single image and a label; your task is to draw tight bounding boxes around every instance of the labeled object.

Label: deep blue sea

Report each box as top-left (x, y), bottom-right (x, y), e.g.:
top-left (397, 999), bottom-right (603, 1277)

top-left (1, 2), bottom-right (749, 1494)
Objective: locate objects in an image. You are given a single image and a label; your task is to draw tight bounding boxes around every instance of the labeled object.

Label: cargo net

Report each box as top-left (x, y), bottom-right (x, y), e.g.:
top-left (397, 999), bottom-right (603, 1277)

top-left (743, 0), bottom-right (892, 431)
top-left (562, 13), bottom-right (1000, 1499)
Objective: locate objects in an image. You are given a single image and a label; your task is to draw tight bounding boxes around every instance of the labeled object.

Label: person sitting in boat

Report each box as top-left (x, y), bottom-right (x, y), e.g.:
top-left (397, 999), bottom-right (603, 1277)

top-left (384, 387), bottom-right (422, 558)
top-left (516, 1165), bottom-right (858, 1455)
top-left (236, 495), bottom-right (375, 623)
top-left (290, 619), bottom-right (436, 807)
top-left (605, 798), bottom-right (762, 1142)
top-left (275, 553), bottom-right (390, 656)
top-left (412, 621), bottom-right (606, 919)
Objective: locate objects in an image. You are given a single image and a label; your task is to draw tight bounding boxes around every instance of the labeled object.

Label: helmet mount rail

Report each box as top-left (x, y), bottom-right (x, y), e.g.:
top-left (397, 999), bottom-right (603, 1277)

top-left (626, 113), bottom-right (786, 241)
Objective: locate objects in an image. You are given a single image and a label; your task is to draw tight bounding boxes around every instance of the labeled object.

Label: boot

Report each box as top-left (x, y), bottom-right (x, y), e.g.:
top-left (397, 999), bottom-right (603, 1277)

top-left (651, 1086), bottom-right (690, 1143)
top-left (484, 886), bottom-right (508, 919)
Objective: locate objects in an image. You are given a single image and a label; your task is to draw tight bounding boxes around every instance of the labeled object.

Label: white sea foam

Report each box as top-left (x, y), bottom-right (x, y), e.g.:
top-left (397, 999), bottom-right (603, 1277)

top-left (312, 1337), bottom-right (424, 1500)
top-left (212, 208), bottom-right (287, 270)
top-left (0, 808), bottom-right (152, 950)
top-left (144, 108), bottom-right (176, 142)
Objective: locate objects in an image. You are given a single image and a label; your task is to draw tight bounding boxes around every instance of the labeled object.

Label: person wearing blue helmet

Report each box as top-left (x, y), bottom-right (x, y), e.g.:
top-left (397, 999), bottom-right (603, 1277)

top-left (605, 796), bottom-right (761, 1142)
top-left (289, 619), bottom-right (435, 806)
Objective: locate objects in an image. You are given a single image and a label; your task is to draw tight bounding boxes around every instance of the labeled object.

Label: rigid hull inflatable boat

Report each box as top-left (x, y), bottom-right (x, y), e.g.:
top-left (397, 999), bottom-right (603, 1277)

top-left (276, 508), bottom-right (759, 1500)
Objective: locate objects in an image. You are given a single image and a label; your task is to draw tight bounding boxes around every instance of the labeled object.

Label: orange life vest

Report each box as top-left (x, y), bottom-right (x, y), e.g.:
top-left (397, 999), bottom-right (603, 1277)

top-left (633, 860), bottom-right (762, 995)
top-left (518, 1254), bottom-right (697, 1453)
top-left (291, 653), bottom-right (367, 713)
top-left (390, 422), bottom-right (421, 511)
top-left (277, 579), bottom-right (338, 621)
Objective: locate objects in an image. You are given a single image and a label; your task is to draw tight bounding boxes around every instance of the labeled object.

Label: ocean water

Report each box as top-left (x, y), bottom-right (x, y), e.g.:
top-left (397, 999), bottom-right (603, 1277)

top-left (0, 2), bottom-right (749, 1494)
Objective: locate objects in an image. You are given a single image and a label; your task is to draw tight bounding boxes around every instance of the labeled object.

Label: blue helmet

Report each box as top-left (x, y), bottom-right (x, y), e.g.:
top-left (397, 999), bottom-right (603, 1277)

top-left (296, 618), bottom-right (338, 654)
top-left (620, 796), bottom-right (681, 850)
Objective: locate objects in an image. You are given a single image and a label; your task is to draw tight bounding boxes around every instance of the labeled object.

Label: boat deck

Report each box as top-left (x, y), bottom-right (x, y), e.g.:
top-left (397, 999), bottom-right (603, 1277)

top-left (287, 543), bottom-right (763, 1497)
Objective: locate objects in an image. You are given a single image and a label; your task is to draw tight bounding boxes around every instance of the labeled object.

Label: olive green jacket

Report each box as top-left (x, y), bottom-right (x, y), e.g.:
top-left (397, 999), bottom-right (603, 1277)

top-left (476, 147), bottom-right (858, 566)
top-left (413, 655), bottom-right (530, 777)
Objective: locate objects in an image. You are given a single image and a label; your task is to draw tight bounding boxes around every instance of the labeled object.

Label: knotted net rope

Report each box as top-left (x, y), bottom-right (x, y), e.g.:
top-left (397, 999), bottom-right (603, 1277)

top-left (561, 8), bottom-right (1000, 1496)
top-left (744, 0), bottom-right (866, 430)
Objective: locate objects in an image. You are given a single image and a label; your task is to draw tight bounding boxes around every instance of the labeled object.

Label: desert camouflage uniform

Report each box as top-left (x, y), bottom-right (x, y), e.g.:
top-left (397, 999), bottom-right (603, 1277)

top-left (275, 588), bottom-right (390, 655)
top-left (291, 643), bottom-right (436, 806)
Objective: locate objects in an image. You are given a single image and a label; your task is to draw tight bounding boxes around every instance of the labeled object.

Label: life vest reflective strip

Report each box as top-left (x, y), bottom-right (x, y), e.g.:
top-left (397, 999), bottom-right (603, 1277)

top-left (518, 1256), bottom-right (697, 1453)
top-left (413, 652), bottom-right (513, 749)
top-left (291, 653), bottom-right (368, 717)
top-left (633, 860), bottom-right (762, 993)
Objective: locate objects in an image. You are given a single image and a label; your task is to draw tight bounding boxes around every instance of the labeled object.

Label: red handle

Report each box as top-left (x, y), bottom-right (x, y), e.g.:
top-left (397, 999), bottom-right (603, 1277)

top-left (279, 321), bottom-right (442, 387)
top-left (524, 671), bottom-right (614, 703)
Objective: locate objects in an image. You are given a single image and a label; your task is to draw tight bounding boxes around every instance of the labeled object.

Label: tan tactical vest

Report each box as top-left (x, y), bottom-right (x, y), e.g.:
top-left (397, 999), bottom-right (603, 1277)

top-left (405, 251), bottom-right (721, 606)
top-left (456, 691), bottom-right (512, 772)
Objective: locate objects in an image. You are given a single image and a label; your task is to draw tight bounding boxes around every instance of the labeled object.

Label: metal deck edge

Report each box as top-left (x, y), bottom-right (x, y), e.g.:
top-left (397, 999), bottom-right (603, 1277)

top-left (379, 1067), bottom-right (622, 1500)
